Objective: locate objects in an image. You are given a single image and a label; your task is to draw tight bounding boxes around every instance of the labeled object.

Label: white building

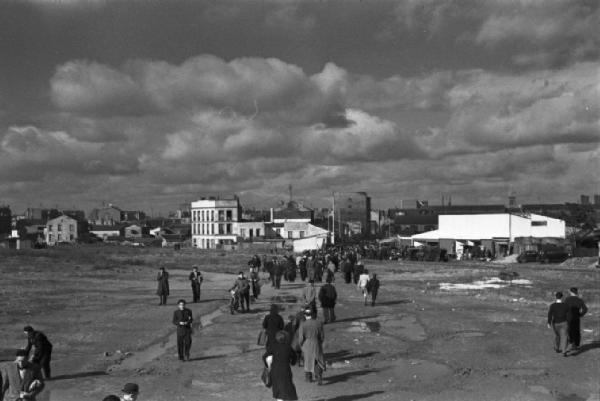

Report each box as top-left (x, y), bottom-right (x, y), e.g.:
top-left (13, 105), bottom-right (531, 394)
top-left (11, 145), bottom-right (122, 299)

top-left (46, 215), bottom-right (78, 245)
top-left (191, 197), bottom-right (241, 249)
top-left (412, 213), bottom-right (565, 257)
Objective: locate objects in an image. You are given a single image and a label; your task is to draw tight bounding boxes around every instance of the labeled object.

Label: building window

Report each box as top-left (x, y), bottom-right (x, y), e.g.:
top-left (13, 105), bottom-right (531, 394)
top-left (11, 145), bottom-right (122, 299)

top-left (240, 228), bottom-right (246, 237)
top-left (70, 224), bottom-right (74, 232)
top-left (299, 231), bottom-right (305, 238)
top-left (226, 224), bottom-right (232, 234)
top-left (256, 229), bottom-right (261, 237)
top-left (70, 234), bottom-right (74, 240)
top-left (57, 224), bottom-right (62, 232)
top-left (211, 210), bottom-right (214, 221)
top-left (193, 238), bottom-right (197, 246)
top-left (531, 221), bottom-right (547, 226)
top-left (288, 231), bottom-right (293, 239)
top-left (218, 210), bottom-right (225, 221)
top-left (249, 229), bottom-right (254, 238)
top-left (58, 234), bottom-right (62, 241)
top-left (226, 210), bottom-right (232, 221)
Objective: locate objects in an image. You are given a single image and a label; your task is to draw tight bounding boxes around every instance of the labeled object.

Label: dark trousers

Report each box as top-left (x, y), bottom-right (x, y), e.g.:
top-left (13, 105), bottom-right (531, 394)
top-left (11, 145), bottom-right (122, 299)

top-left (568, 318), bottom-right (582, 347)
top-left (371, 290), bottom-right (378, 306)
top-left (300, 268), bottom-right (307, 281)
top-left (240, 291), bottom-right (250, 311)
top-left (344, 272), bottom-right (351, 284)
top-left (322, 307), bottom-right (336, 323)
top-left (275, 275), bottom-right (282, 289)
top-left (177, 329), bottom-right (192, 360)
top-left (251, 280), bottom-right (259, 299)
top-left (34, 348), bottom-right (52, 379)
top-left (553, 321), bottom-right (568, 353)
top-left (159, 295), bottom-right (167, 305)
top-left (191, 282), bottom-right (201, 302)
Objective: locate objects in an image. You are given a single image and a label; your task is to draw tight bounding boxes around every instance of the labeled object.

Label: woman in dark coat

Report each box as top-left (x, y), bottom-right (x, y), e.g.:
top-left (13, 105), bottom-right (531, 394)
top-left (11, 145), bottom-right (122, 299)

top-left (262, 304), bottom-right (284, 352)
top-left (264, 330), bottom-right (298, 401)
top-left (156, 267), bottom-right (170, 305)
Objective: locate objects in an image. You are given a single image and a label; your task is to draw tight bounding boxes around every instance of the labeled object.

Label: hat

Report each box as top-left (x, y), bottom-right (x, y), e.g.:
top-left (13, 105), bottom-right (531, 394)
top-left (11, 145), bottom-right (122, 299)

top-left (23, 325), bottom-right (33, 333)
top-left (177, 299), bottom-right (186, 305)
top-left (570, 287), bottom-right (578, 294)
top-left (122, 383), bottom-right (139, 394)
top-left (15, 349), bottom-right (28, 357)
top-left (555, 291), bottom-right (563, 299)
top-left (103, 396), bottom-right (120, 401)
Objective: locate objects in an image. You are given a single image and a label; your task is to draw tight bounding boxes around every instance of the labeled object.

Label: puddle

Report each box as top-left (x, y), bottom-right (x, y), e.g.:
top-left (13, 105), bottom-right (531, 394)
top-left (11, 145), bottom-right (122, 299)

top-left (556, 394), bottom-right (586, 401)
top-left (365, 321), bottom-right (381, 333)
top-left (439, 278), bottom-right (532, 291)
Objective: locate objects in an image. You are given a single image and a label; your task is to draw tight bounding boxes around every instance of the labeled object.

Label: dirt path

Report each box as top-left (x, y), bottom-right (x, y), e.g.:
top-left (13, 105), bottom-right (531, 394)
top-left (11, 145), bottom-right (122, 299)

top-left (1, 252), bottom-right (598, 401)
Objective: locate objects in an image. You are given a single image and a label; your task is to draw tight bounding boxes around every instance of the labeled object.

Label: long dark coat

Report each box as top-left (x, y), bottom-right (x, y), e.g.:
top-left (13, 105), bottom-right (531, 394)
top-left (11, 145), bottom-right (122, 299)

top-left (156, 271), bottom-right (170, 296)
top-left (264, 342), bottom-right (298, 401)
top-left (262, 312), bottom-right (284, 352)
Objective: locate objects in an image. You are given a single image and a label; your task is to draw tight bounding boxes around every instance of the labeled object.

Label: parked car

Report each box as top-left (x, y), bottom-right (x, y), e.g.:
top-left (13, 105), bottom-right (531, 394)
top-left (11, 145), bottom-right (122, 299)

top-left (517, 250), bottom-right (539, 263)
top-left (538, 248), bottom-right (569, 263)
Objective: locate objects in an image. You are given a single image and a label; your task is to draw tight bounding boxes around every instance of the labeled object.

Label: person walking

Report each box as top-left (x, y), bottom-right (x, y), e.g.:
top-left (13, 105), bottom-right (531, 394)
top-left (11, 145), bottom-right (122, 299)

top-left (342, 257), bottom-right (353, 284)
top-left (564, 287), bottom-right (588, 352)
top-left (547, 291), bottom-right (571, 356)
top-left (299, 309), bottom-right (326, 385)
top-left (23, 326), bottom-right (53, 380)
top-left (274, 260), bottom-right (284, 289)
top-left (0, 349), bottom-right (44, 401)
top-left (249, 265), bottom-right (260, 301)
top-left (156, 267), bottom-right (169, 305)
top-left (230, 272), bottom-right (251, 313)
top-left (172, 299), bottom-right (193, 361)
top-left (368, 274), bottom-right (380, 306)
top-left (119, 383), bottom-right (140, 401)
top-left (188, 266), bottom-right (203, 303)
top-left (318, 276), bottom-right (338, 324)
top-left (357, 269), bottom-right (370, 306)
top-left (302, 280), bottom-right (318, 316)
top-left (298, 255), bottom-right (308, 282)
top-left (262, 304), bottom-right (285, 352)
top-left (263, 330), bottom-right (298, 401)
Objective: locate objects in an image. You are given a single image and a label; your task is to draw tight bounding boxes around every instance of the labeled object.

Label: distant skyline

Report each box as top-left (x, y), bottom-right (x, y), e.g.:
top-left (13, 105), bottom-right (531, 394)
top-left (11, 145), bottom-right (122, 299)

top-left (1, 0), bottom-right (599, 213)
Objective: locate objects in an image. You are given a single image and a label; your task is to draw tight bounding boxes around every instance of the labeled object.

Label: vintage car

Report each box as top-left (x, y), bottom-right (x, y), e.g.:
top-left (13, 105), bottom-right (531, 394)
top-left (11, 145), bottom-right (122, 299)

top-left (538, 248), bottom-right (569, 263)
top-left (517, 250), bottom-right (539, 263)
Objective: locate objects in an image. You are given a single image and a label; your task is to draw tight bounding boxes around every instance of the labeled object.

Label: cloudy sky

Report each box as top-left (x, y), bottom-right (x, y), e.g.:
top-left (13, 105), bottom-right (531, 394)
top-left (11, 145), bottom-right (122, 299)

top-left (1, 0), bottom-right (598, 213)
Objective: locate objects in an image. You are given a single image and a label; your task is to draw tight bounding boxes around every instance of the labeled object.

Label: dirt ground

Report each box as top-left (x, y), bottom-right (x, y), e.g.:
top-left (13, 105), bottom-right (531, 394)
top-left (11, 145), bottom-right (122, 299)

top-left (0, 246), bottom-right (598, 401)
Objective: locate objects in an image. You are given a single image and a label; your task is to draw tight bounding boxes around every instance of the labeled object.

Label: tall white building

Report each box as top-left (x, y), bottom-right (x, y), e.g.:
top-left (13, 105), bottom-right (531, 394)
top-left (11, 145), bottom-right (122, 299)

top-left (190, 197), bottom-right (241, 249)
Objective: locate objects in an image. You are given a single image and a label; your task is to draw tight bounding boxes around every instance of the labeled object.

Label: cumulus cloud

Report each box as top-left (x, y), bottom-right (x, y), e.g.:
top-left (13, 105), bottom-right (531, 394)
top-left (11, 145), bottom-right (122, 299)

top-left (14, 51), bottom-right (600, 209)
top-left (0, 125), bottom-right (139, 181)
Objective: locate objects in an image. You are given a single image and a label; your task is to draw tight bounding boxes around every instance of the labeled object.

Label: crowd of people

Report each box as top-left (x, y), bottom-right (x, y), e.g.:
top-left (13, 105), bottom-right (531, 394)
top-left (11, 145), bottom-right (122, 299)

top-left (1, 245), bottom-right (591, 401)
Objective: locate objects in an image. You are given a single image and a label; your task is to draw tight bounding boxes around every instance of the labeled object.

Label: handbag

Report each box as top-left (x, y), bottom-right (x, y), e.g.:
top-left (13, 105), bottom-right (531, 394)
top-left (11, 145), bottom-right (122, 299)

top-left (257, 329), bottom-right (268, 346)
top-left (261, 366), bottom-right (272, 388)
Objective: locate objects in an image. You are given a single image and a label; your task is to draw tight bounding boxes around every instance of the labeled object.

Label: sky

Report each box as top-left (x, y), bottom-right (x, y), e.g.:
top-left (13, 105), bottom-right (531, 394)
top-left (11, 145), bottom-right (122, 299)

top-left (0, 0), bottom-right (599, 214)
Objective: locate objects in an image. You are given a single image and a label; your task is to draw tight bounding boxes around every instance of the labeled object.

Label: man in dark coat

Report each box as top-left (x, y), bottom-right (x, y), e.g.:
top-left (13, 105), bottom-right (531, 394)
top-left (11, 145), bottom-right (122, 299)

top-left (318, 277), bottom-right (338, 323)
top-left (564, 287), bottom-right (588, 351)
top-left (262, 304), bottom-right (284, 352)
top-left (188, 266), bottom-right (203, 303)
top-left (273, 259), bottom-right (284, 289)
top-left (299, 309), bottom-right (325, 385)
top-left (342, 257), bottom-right (353, 284)
top-left (156, 267), bottom-right (169, 305)
top-left (0, 349), bottom-right (44, 401)
top-left (172, 299), bottom-right (193, 361)
top-left (368, 274), bottom-right (381, 307)
top-left (23, 326), bottom-right (53, 380)
top-left (299, 255), bottom-right (308, 281)
top-left (547, 291), bottom-right (571, 356)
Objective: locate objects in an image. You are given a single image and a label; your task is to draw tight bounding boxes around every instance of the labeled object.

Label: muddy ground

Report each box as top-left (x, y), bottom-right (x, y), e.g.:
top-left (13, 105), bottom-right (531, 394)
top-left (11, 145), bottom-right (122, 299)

top-left (0, 246), bottom-right (598, 401)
